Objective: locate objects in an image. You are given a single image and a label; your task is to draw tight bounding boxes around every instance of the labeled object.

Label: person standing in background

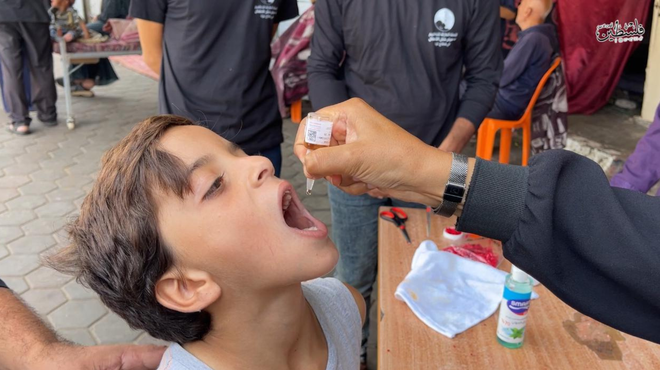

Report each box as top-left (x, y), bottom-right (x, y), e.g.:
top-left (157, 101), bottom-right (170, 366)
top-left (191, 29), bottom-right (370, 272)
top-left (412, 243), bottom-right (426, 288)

top-left (610, 101), bottom-right (660, 196)
top-left (0, 55), bottom-right (32, 114)
top-left (131, 0), bottom-right (299, 177)
top-left (0, 0), bottom-right (57, 135)
top-left (307, 1), bottom-right (501, 367)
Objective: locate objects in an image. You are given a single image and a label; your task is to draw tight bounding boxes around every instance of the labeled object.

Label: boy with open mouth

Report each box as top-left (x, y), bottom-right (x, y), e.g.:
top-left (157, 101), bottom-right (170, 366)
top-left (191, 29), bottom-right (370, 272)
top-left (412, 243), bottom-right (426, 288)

top-left (47, 115), bottom-right (365, 370)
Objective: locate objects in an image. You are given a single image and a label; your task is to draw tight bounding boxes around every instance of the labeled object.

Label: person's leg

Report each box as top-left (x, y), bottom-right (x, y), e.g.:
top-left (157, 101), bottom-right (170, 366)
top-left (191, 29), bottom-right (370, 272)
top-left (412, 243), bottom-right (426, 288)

top-left (328, 185), bottom-right (387, 365)
top-left (20, 22), bottom-right (57, 124)
top-left (257, 145), bottom-right (282, 177)
top-left (0, 22), bottom-right (31, 131)
top-left (86, 21), bottom-right (106, 35)
top-left (22, 51), bottom-right (32, 111)
top-left (487, 97), bottom-right (520, 121)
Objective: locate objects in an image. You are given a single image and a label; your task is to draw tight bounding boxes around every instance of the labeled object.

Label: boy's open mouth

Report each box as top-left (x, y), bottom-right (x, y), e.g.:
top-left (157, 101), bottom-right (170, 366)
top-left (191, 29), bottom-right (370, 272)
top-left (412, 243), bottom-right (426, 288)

top-left (279, 182), bottom-right (327, 238)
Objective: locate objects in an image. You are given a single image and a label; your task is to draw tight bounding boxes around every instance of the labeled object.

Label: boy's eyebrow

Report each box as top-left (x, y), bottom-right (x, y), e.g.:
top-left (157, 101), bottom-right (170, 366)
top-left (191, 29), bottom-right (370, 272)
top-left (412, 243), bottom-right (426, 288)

top-left (187, 155), bottom-right (212, 179)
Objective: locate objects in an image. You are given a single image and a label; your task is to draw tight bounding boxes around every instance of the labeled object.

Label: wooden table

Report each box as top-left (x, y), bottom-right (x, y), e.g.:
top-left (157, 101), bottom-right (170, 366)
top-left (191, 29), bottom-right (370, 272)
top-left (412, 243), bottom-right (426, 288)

top-left (377, 208), bottom-right (660, 369)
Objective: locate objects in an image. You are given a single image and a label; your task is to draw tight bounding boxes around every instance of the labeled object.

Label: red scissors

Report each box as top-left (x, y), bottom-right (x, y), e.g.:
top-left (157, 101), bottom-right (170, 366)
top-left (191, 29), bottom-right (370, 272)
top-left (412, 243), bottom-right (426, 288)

top-left (380, 207), bottom-right (411, 244)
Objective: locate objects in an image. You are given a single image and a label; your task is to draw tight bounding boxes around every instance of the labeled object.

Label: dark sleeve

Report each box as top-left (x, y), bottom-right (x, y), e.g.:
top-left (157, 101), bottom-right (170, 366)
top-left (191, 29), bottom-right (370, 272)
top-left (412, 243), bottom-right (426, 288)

top-left (99, 0), bottom-right (131, 22)
top-left (457, 0), bottom-right (502, 128)
top-left (274, 0), bottom-right (299, 23)
top-left (499, 34), bottom-right (541, 87)
top-left (307, 0), bottom-right (350, 110)
top-left (0, 278), bottom-right (7, 290)
top-left (129, 0), bottom-right (167, 24)
top-left (456, 150), bottom-right (660, 344)
top-left (500, 0), bottom-right (517, 11)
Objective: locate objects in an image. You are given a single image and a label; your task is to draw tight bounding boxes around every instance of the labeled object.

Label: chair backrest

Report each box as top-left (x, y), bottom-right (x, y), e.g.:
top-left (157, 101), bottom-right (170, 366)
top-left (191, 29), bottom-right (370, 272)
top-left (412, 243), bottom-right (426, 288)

top-left (521, 57), bottom-right (562, 119)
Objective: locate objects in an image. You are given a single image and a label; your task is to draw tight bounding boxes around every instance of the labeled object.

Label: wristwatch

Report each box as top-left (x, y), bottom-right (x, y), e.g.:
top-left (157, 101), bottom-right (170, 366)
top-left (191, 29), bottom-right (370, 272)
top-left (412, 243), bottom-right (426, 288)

top-left (433, 153), bottom-right (468, 217)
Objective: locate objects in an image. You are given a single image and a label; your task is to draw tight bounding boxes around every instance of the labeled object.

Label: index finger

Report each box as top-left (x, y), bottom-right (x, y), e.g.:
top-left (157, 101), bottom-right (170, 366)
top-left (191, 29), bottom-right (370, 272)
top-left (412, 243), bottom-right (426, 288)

top-left (293, 116), bottom-right (309, 163)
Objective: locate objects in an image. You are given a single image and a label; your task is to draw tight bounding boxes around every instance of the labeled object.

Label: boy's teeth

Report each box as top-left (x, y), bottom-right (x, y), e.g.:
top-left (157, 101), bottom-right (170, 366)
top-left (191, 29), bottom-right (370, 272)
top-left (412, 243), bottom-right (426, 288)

top-left (303, 226), bottom-right (318, 231)
top-left (282, 192), bottom-right (292, 212)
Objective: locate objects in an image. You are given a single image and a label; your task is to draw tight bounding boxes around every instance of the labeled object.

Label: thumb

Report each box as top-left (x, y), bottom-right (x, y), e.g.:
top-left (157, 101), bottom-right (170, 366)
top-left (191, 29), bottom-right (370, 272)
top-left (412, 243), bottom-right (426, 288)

top-left (305, 144), bottom-right (360, 179)
top-left (118, 345), bottom-right (166, 370)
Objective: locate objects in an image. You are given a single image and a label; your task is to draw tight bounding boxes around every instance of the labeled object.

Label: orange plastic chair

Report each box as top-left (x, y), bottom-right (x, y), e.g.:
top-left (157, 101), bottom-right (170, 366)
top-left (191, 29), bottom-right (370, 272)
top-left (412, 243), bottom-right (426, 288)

top-left (291, 99), bottom-right (303, 123)
top-left (476, 57), bottom-right (561, 166)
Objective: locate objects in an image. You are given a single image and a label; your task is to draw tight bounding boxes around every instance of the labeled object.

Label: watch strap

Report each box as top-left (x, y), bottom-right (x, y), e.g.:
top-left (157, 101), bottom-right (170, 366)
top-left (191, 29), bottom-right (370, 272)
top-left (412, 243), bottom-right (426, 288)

top-left (434, 153), bottom-right (468, 217)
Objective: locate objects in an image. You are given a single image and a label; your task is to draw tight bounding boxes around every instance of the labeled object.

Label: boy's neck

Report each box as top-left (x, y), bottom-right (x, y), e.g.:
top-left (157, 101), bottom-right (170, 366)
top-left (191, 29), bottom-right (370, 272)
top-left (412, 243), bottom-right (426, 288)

top-left (184, 283), bottom-right (328, 370)
top-left (55, 5), bottom-right (68, 13)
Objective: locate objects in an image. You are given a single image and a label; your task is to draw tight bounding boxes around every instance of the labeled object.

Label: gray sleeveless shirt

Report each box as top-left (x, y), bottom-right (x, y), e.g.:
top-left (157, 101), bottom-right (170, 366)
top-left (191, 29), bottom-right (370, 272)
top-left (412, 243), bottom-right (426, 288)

top-left (157, 278), bottom-right (361, 370)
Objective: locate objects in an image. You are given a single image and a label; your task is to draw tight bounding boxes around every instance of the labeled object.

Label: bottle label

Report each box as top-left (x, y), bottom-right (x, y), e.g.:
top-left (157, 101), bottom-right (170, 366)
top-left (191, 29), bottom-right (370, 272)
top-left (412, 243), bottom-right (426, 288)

top-left (496, 286), bottom-right (531, 344)
top-left (305, 117), bottom-right (333, 146)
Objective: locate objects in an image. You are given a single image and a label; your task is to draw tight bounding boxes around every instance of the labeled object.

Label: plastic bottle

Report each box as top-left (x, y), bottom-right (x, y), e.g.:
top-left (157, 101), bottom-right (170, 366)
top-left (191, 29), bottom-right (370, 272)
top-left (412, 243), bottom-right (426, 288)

top-left (496, 265), bottom-right (533, 348)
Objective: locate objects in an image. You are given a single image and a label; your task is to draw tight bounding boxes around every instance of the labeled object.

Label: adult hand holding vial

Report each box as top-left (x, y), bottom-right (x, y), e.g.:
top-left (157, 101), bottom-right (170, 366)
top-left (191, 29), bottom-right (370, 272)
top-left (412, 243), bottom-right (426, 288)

top-left (303, 113), bottom-right (335, 195)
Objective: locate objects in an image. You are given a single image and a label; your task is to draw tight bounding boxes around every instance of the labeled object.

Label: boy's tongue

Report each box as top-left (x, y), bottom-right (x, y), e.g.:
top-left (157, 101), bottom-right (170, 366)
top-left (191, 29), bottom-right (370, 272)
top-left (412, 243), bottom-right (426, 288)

top-left (281, 189), bottom-right (318, 231)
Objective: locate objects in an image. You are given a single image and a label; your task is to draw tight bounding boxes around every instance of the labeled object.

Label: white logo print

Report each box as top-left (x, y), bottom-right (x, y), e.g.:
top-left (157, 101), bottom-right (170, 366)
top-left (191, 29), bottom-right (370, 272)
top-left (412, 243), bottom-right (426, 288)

top-left (255, 0), bottom-right (278, 19)
top-left (428, 8), bottom-right (458, 48)
top-left (434, 8), bottom-right (455, 31)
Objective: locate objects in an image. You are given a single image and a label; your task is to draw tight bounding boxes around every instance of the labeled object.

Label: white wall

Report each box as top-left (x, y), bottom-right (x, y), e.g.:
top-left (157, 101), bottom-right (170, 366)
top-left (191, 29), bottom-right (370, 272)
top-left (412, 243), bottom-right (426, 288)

top-left (71, 0), bottom-right (102, 21)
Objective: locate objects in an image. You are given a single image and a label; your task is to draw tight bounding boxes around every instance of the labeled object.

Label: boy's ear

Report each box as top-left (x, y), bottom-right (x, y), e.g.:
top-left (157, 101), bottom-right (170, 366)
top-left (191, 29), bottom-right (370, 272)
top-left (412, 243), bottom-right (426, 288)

top-left (155, 269), bottom-right (221, 313)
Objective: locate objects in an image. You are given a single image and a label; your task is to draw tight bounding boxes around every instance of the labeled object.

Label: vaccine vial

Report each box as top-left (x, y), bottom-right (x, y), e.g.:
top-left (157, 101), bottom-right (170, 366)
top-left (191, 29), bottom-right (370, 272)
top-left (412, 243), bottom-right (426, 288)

top-left (304, 113), bottom-right (334, 195)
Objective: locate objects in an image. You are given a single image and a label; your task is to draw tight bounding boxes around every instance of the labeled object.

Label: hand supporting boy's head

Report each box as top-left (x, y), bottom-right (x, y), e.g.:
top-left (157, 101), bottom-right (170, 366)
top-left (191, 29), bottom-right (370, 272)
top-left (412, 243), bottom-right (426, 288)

top-left (47, 115), bottom-right (337, 344)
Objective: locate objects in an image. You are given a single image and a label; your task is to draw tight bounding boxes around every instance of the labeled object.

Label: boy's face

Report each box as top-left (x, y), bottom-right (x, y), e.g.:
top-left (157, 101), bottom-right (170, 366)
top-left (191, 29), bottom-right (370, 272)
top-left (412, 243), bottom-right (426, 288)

top-left (156, 126), bottom-right (338, 291)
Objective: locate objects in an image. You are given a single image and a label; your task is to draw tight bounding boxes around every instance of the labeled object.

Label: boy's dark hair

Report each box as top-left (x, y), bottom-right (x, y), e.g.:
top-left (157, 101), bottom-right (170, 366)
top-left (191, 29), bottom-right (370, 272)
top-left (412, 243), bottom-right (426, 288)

top-left (47, 115), bottom-right (211, 344)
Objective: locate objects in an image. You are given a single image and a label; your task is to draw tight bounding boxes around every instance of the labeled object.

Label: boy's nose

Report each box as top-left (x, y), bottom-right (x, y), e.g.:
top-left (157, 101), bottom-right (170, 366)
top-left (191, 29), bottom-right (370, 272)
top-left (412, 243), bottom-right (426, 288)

top-left (247, 155), bottom-right (275, 188)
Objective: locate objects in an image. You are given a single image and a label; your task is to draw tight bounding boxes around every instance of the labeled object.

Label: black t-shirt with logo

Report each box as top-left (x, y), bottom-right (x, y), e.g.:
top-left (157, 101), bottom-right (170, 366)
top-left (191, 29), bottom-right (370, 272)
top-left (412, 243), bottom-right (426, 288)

top-left (130, 0), bottom-right (298, 154)
top-left (308, 0), bottom-right (502, 146)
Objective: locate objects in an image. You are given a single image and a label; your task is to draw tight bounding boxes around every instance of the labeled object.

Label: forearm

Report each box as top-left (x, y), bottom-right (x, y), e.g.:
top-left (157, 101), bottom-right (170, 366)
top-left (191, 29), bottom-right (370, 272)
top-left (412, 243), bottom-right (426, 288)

top-left (0, 289), bottom-right (60, 370)
top-left (438, 117), bottom-right (476, 153)
top-left (80, 22), bottom-right (90, 39)
top-left (457, 150), bottom-right (660, 343)
top-left (144, 50), bottom-right (162, 75)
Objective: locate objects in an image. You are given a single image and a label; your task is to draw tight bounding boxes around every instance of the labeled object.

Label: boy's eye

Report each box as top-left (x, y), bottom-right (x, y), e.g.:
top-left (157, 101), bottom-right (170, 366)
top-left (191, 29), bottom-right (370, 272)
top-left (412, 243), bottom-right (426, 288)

top-left (203, 174), bottom-right (224, 200)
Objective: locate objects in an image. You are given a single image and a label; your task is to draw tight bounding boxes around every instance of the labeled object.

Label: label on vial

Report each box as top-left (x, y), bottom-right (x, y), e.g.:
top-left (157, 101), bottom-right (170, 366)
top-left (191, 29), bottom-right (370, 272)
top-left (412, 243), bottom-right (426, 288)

top-left (305, 117), bottom-right (333, 146)
top-left (496, 286), bottom-right (531, 344)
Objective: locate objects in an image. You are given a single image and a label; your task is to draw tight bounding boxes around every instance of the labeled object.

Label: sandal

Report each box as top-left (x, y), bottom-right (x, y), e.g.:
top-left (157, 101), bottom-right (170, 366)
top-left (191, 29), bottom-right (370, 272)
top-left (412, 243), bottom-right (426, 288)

top-left (6, 122), bottom-right (31, 135)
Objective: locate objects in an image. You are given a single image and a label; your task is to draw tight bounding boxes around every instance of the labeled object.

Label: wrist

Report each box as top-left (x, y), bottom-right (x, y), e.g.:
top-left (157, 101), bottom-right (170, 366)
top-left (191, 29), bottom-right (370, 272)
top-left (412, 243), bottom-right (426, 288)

top-left (413, 147), bottom-right (451, 207)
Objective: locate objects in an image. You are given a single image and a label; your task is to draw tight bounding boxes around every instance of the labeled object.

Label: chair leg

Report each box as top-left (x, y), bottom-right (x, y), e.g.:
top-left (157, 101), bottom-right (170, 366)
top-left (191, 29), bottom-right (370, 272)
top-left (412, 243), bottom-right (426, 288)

top-left (480, 123), bottom-right (497, 161)
top-left (522, 123), bottom-right (531, 166)
top-left (291, 100), bottom-right (302, 124)
top-left (499, 128), bottom-right (512, 164)
top-left (476, 125), bottom-right (485, 158)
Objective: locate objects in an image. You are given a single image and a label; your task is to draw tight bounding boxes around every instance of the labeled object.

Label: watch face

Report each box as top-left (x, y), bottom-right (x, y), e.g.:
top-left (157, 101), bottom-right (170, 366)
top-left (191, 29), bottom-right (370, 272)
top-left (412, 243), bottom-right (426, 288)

top-left (444, 183), bottom-right (465, 203)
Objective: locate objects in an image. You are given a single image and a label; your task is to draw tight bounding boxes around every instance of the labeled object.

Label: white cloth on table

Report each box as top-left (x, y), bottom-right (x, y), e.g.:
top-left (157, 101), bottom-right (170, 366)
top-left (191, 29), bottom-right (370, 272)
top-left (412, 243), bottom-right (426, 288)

top-left (395, 240), bottom-right (537, 338)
